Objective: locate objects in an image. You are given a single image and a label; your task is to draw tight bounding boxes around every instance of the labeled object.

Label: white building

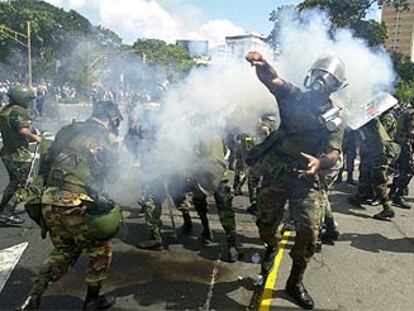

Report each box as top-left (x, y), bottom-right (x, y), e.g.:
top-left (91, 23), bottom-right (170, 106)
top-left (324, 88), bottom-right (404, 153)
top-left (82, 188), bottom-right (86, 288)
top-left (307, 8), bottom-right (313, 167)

top-left (224, 32), bottom-right (274, 60)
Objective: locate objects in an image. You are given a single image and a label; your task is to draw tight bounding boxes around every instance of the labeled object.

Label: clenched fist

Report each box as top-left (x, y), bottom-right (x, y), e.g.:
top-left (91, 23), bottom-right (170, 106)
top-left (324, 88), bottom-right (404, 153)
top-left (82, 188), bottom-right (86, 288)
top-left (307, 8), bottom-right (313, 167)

top-left (246, 51), bottom-right (266, 67)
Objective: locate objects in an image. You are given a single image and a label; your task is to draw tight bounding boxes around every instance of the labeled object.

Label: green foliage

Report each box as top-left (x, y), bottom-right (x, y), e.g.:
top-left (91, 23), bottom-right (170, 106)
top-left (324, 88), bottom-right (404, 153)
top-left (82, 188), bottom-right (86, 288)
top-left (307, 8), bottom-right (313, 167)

top-left (395, 80), bottom-right (414, 102)
top-left (0, 0), bottom-right (122, 88)
top-left (132, 39), bottom-right (196, 82)
top-left (297, 0), bottom-right (404, 46)
top-left (392, 52), bottom-right (414, 102)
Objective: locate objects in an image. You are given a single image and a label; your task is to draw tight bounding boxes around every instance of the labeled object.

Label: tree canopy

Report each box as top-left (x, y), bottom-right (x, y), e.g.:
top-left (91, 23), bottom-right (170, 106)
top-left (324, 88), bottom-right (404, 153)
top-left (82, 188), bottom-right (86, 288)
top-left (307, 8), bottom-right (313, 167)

top-left (132, 39), bottom-right (196, 82)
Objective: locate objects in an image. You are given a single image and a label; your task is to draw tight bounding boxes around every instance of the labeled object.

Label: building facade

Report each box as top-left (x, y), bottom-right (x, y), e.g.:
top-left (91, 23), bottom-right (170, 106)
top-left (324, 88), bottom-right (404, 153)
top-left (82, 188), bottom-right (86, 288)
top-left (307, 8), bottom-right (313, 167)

top-left (224, 32), bottom-right (274, 60)
top-left (381, 0), bottom-right (414, 61)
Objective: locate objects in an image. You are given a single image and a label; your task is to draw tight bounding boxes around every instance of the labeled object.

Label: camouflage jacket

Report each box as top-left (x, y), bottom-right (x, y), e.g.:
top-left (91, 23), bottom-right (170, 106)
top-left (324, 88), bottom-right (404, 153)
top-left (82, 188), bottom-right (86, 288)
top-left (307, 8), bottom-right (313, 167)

top-left (0, 104), bottom-right (32, 162)
top-left (43, 117), bottom-right (121, 206)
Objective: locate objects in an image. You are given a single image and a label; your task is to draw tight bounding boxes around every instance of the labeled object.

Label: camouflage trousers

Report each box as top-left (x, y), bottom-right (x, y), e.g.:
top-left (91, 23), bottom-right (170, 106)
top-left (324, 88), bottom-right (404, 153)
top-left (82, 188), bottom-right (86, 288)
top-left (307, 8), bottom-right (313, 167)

top-left (356, 153), bottom-right (390, 203)
top-left (143, 177), bottom-right (236, 241)
top-left (391, 147), bottom-right (414, 196)
top-left (192, 180), bottom-right (236, 241)
top-left (31, 204), bottom-right (112, 295)
top-left (141, 176), bottom-right (191, 241)
top-left (0, 158), bottom-right (31, 213)
top-left (257, 170), bottom-right (322, 268)
top-left (247, 168), bottom-right (261, 206)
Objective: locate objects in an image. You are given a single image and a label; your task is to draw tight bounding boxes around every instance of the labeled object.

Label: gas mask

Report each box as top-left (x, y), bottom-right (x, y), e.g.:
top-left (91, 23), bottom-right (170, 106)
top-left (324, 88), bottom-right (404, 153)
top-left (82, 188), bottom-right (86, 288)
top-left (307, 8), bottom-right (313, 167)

top-left (304, 56), bottom-right (347, 94)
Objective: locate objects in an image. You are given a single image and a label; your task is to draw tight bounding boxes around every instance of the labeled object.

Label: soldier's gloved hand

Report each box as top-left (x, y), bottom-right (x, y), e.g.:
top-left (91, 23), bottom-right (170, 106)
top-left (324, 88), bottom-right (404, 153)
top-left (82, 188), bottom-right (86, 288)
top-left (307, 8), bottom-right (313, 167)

top-left (30, 126), bottom-right (41, 136)
top-left (298, 152), bottom-right (321, 178)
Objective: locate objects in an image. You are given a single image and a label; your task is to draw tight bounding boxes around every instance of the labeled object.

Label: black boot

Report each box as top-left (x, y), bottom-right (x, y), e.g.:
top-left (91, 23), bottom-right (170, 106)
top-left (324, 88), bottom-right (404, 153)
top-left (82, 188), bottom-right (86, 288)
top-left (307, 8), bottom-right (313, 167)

top-left (392, 195), bottom-right (412, 209)
top-left (181, 212), bottom-right (193, 234)
top-left (346, 175), bottom-right (357, 186)
top-left (227, 236), bottom-right (242, 263)
top-left (373, 202), bottom-right (395, 221)
top-left (285, 263), bottom-right (315, 310)
top-left (136, 231), bottom-right (163, 250)
top-left (83, 285), bottom-right (116, 310)
top-left (246, 204), bottom-right (257, 216)
top-left (348, 195), bottom-right (363, 208)
top-left (261, 244), bottom-right (278, 274)
top-left (20, 279), bottom-right (49, 311)
top-left (0, 205), bottom-right (25, 225)
top-left (19, 295), bottom-right (41, 311)
top-left (199, 213), bottom-right (213, 245)
top-left (322, 217), bottom-right (340, 245)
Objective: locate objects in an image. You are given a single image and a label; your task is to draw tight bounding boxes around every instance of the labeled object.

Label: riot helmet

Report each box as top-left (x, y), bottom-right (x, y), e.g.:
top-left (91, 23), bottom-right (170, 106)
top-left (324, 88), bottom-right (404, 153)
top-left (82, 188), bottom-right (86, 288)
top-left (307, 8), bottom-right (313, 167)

top-left (92, 101), bottom-right (123, 132)
top-left (304, 56), bottom-right (347, 94)
top-left (8, 85), bottom-right (36, 108)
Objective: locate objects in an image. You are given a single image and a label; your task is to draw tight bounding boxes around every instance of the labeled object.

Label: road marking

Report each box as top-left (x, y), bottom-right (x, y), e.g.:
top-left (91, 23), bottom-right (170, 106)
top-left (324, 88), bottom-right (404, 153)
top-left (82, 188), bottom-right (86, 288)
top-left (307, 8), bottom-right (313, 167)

top-left (0, 242), bottom-right (29, 294)
top-left (202, 254), bottom-right (222, 311)
top-left (259, 231), bottom-right (292, 311)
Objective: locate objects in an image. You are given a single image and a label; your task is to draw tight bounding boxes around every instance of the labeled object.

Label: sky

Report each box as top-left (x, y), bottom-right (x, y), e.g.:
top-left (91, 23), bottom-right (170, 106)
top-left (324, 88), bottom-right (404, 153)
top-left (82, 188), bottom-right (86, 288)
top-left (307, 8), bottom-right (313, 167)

top-left (44, 0), bottom-right (381, 47)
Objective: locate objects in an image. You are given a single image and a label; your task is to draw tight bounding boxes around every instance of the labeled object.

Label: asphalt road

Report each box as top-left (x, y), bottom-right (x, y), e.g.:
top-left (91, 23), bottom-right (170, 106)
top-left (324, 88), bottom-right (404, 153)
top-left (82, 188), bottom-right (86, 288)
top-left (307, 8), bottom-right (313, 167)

top-left (0, 117), bottom-right (413, 310)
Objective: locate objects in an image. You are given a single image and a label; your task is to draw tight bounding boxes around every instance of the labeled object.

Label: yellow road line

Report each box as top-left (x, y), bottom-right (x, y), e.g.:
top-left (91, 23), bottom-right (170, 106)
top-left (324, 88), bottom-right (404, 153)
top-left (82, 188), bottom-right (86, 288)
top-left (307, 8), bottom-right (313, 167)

top-left (259, 231), bottom-right (292, 311)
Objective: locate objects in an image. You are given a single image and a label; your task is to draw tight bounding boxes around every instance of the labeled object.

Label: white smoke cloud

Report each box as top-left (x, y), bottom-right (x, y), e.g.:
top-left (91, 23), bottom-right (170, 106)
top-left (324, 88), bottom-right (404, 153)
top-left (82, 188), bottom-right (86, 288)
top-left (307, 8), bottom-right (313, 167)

top-left (45, 0), bottom-right (246, 46)
top-left (273, 8), bottom-right (396, 115)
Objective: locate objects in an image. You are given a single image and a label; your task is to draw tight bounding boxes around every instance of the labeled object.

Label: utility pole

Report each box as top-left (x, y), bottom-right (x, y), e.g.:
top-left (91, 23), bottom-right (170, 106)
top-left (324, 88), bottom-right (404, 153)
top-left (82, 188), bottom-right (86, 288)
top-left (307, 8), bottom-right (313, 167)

top-left (27, 22), bottom-right (32, 87)
top-left (0, 22), bottom-right (33, 87)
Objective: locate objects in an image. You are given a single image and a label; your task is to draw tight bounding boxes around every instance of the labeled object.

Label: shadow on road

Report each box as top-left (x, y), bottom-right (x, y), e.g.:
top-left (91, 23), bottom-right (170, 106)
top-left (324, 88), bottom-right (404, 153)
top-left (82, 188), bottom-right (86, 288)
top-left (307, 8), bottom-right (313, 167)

top-left (341, 233), bottom-right (414, 253)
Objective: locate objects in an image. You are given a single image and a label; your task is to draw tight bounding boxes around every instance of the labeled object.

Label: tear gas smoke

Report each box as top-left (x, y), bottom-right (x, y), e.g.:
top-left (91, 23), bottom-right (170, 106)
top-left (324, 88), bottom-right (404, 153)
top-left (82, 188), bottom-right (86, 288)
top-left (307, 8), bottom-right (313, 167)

top-left (272, 8), bottom-right (396, 118)
top-left (140, 59), bottom-right (277, 183)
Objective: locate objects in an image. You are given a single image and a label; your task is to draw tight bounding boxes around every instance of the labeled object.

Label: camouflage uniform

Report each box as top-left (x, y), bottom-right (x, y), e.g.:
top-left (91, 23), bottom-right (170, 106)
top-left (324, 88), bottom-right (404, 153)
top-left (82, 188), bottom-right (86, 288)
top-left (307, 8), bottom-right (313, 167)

top-left (389, 109), bottom-right (414, 206)
top-left (28, 117), bottom-right (120, 298)
top-left (0, 104), bottom-right (33, 216)
top-left (338, 129), bottom-right (357, 184)
top-left (350, 118), bottom-right (400, 219)
top-left (232, 133), bottom-right (252, 195)
top-left (255, 83), bottom-right (343, 268)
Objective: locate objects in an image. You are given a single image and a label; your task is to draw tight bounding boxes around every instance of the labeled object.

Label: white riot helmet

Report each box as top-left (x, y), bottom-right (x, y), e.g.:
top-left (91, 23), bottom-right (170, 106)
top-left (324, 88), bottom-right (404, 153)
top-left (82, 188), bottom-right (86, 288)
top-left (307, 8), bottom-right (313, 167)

top-left (304, 56), bottom-right (347, 94)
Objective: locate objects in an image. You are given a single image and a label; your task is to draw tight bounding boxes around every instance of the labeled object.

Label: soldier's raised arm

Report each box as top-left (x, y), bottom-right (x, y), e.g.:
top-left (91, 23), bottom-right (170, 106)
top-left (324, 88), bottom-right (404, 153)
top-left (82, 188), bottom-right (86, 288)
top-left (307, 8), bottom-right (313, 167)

top-left (246, 51), bottom-right (285, 95)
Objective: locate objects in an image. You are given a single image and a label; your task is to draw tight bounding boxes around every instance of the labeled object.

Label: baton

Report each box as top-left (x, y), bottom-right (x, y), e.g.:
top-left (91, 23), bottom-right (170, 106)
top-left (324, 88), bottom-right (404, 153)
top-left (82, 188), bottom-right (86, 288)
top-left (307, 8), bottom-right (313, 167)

top-left (164, 182), bottom-right (178, 240)
top-left (25, 143), bottom-right (40, 189)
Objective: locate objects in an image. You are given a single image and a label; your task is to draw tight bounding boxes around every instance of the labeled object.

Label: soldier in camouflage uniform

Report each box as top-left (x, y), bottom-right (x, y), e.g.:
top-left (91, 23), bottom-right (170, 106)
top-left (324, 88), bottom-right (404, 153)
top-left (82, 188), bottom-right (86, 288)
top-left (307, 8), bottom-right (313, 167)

top-left (389, 107), bottom-right (414, 209)
top-left (138, 131), bottom-right (241, 262)
top-left (0, 85), bottom-right (40, 225)
top-left (136, 175), bottom-right (192, 251)
top-left (20, 101), bottom-right (123, 311)
top-left (319, 157), bottom-right (342, 245)
top-left (246, 114), bottom-right (278, 215)
top-left (246, 52), bottom-right (346, 309)
top-left (337, 128), bottom-right (357, 185)
top-left (232, 133), bottom-right (251, 195)
top-left (348, 118), bottom-right (400, 220)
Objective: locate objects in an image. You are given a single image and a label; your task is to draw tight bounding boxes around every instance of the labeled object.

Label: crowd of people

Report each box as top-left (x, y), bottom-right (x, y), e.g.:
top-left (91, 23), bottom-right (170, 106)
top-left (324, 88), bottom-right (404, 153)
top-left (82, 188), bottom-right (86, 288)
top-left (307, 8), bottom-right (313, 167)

top-left (0, 51), bottom-right (413, 311)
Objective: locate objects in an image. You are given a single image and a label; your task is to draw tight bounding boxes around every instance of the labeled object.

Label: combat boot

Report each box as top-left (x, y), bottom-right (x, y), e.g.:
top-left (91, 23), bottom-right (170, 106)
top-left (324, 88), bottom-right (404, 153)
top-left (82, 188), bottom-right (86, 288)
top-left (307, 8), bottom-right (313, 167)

top-left (19, 279), bottom-right (49, 311)
top-left (181, 212), bottom-right (193, 235)
top-left (19, 295), bottom-right (41, 311)
top-left (261, 244), bottom-right (278, 274)
top-left (0, 205), bottom-right (25, 225)
top-left (136, 230), bottom-right (163, 250)
top-left (199, 213), bottom-right (213, 245)
top-left (83, 285), bottom-right (116, 310)
top-left (346, 176), bottom-right (357, 186)
top-left (373, 202), bottom-right (395, 221)
top-left (285, 263), bottom-right (315, 310)
top-left (347, 195), bottom-right (362, 208)
top-left (322, 218), bottom-right (340, 245)
top-left (227, 236), bottom-right (242, 263)
top-left (392, 196), bottom-right (412, 209)
top-left (246, 204), bottom-right (257, 216)
top-left (373, 209), bottom-right (395, 221)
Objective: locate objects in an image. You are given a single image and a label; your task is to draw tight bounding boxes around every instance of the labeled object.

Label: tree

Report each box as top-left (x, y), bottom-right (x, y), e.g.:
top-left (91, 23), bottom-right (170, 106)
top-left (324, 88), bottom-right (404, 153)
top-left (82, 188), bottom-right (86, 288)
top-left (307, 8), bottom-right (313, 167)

top-left (0, 0), bottom-right (122, 88)
top-left (132, 39), bottom-right (196, 82)
top-left (297, 0), bottom-right (409, 46)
